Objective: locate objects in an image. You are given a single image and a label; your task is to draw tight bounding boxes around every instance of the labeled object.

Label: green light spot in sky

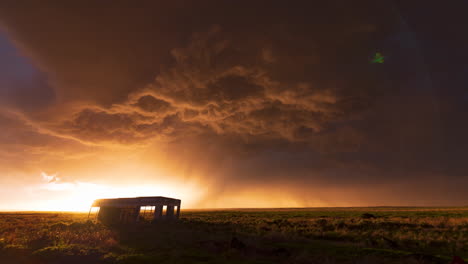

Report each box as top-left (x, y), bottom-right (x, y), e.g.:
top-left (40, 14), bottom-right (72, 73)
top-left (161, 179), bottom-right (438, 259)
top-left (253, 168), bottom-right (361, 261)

top-left (371, 52), bottom-right (385, 64)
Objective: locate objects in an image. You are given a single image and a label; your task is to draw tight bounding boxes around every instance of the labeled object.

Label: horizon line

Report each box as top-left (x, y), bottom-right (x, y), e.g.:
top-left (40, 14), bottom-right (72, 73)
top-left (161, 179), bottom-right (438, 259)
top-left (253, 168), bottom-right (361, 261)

top-left (1, 205), bottom-right (468, 213)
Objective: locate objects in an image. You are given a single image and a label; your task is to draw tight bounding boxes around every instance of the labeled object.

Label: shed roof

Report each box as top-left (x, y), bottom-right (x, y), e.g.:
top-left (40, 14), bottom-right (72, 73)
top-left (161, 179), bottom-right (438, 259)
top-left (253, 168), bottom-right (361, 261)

top-left (92, 196), bottom-right (181, 207)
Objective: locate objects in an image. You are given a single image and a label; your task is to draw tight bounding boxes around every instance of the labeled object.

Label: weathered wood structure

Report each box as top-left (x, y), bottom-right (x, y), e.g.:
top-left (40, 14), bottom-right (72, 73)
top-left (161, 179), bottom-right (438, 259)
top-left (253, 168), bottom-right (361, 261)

top-left (89, 196), bottom-right (181, 224)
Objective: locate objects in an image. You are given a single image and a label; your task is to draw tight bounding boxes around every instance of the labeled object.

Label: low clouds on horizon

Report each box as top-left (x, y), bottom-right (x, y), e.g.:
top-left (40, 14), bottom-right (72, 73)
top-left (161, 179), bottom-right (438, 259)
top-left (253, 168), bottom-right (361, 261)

top-left (0, 0), bottom-right (466, 207)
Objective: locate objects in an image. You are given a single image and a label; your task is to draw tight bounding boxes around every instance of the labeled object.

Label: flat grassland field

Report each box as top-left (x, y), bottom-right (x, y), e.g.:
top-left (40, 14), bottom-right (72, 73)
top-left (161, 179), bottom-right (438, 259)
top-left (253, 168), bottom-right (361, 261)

top-left (1, 207), bottom-right (468, 264)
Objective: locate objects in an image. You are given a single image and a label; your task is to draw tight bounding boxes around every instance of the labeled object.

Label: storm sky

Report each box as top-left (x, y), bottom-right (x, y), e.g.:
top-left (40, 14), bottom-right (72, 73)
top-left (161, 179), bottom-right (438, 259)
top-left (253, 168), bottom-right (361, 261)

top-left (0, 1), bottom-right (467, 210)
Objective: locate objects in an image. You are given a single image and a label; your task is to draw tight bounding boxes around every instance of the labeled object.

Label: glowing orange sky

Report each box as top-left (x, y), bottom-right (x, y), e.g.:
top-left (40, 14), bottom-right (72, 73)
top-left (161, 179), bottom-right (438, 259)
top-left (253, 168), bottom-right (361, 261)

top-left (0, 1), bottom-right (467, 211)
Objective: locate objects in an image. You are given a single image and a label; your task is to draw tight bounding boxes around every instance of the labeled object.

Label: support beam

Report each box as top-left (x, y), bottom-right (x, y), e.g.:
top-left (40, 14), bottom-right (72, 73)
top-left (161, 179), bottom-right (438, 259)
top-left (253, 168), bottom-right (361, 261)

top-left (176, 204), bottom-right (181, 219)
top-left (153, 204), bottom-right (163, 220)
top-left (134, 206), bottom-right (141, 223)
top-left (167, 205), bottom-right (175, 219)
top-left (95, 207), bottom-right (100, 221)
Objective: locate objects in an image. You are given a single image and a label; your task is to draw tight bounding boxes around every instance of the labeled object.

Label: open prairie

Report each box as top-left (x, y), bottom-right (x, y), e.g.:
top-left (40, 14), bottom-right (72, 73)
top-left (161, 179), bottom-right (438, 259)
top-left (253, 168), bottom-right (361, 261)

top-left (1, 207), bottom-right (467, 264)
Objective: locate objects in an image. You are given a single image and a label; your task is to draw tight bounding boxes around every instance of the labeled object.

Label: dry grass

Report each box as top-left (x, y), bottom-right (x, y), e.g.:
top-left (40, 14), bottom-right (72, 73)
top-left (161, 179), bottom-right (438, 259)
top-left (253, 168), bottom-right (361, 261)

top-left (0, 207), bottom-right (467, 263)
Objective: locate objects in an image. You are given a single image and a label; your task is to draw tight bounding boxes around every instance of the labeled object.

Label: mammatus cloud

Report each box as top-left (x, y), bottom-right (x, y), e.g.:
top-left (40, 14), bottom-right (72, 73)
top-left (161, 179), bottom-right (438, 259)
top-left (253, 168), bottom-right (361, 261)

top-left (46, 26), bottom-right (367, 150)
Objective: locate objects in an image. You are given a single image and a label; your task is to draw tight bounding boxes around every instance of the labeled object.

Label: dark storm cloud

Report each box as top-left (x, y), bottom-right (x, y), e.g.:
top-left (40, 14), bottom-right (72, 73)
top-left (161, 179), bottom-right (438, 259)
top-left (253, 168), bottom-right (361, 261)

top-left (133, 96), bottom-right (173, 114)
top-left (0, 33), bottom-right (55, 111)
top-left (47, 25), bottom-right (363, 147)
top-left (0, 0), bottom-right (398, 104)
top-left (0, 0), bottom-right (464, 205)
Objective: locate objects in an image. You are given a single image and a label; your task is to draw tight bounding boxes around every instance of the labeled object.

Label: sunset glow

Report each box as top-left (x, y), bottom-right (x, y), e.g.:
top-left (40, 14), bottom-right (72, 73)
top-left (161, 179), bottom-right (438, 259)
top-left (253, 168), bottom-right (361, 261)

top-left (14, 171), bottom-right (205, 212)
top-left (0, 1), bottom-right (467, 211)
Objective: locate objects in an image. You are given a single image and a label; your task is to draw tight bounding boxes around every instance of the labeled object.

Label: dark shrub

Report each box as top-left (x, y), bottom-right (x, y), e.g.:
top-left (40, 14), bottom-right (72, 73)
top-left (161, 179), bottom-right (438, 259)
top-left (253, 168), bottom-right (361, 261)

top-left (361, 213), bottom-right (377, 219)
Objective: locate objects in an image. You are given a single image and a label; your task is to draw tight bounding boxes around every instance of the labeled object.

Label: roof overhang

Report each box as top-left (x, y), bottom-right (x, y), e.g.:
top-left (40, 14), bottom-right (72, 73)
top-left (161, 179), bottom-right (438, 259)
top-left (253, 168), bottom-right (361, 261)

top-left (91, 196), bottom-right (181, 207)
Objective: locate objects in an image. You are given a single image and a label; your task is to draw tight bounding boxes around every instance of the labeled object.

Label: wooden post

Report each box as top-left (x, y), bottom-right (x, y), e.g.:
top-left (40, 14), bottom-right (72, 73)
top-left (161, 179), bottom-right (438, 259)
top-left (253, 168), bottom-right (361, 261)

top-left (95, 207), bottom-right (100, 221)
top-left (176, 203), bottom-right (181, 219)
top-left (167, 205), bottom-right (175, 219)
top-left (134, 206), bottom-right (141, 223)
top-left (153, 204), bottom-right (163, 220)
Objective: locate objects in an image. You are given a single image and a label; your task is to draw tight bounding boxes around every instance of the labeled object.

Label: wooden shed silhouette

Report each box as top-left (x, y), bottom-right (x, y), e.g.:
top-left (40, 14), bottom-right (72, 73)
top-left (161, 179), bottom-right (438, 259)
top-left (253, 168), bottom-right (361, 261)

top-left (89, 196), bottom-right (181, 224)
